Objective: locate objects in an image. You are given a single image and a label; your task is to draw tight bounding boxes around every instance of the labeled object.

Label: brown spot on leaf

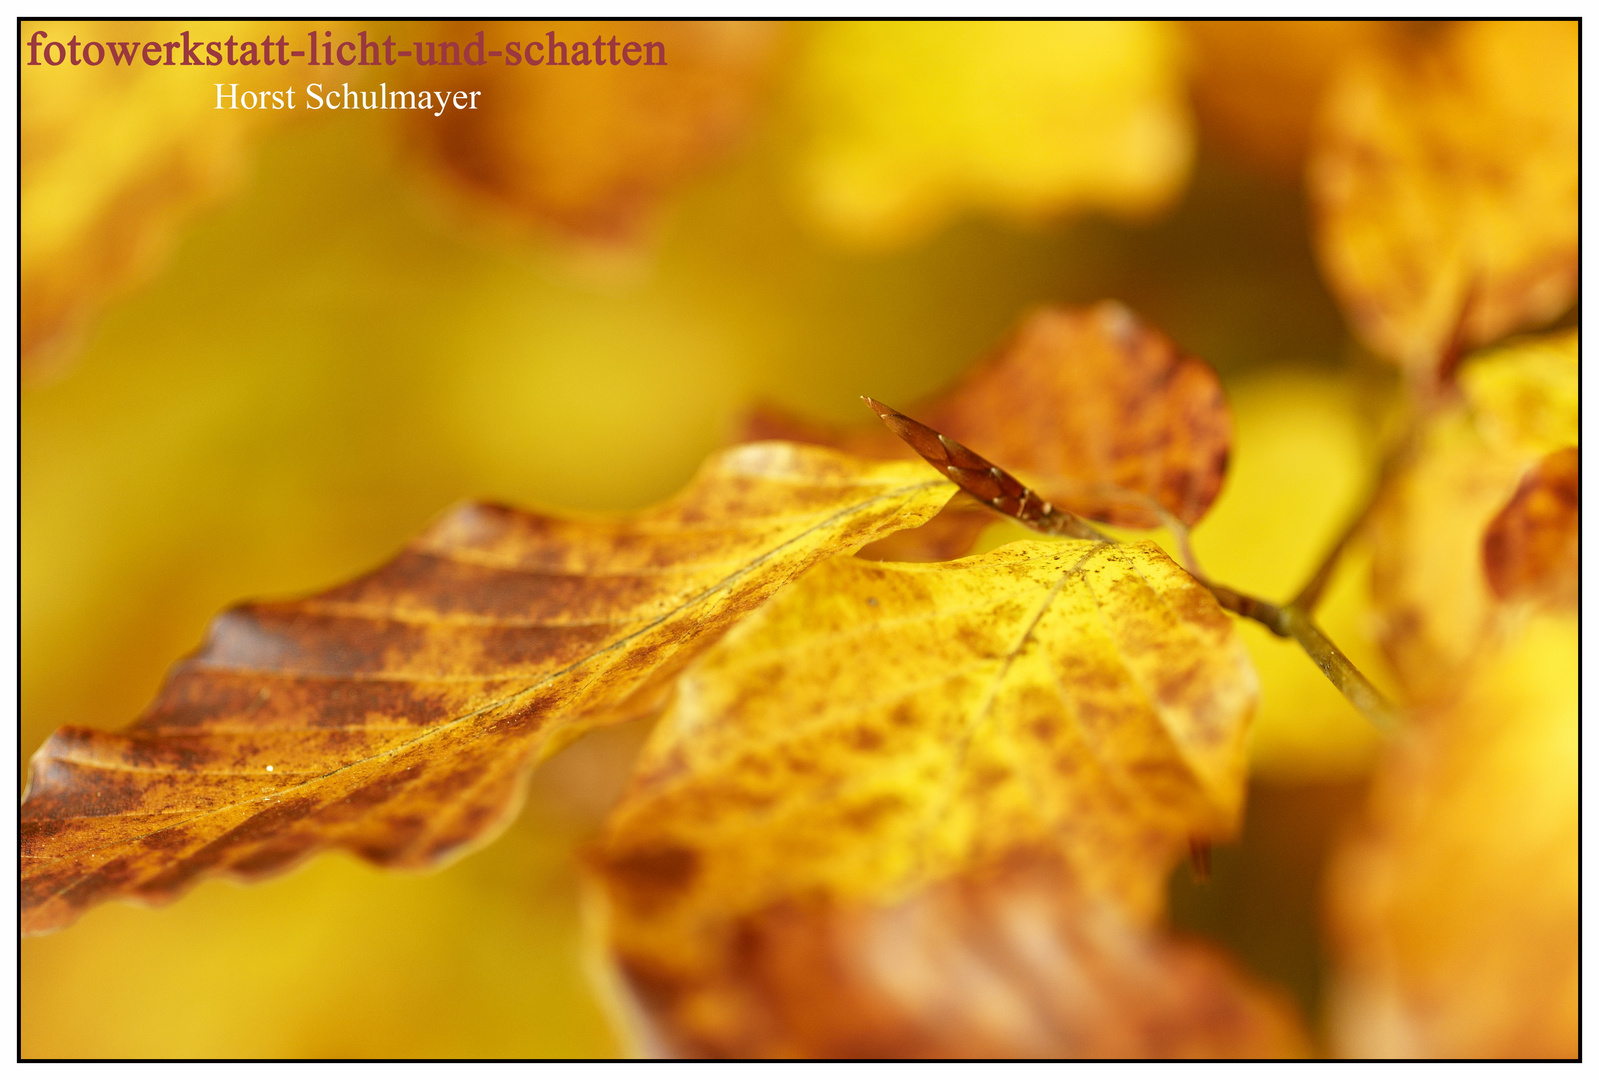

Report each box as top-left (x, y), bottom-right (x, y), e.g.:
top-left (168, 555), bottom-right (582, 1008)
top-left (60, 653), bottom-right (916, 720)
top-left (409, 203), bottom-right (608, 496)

top-left (1483, 447), bottom-right (1577, 609)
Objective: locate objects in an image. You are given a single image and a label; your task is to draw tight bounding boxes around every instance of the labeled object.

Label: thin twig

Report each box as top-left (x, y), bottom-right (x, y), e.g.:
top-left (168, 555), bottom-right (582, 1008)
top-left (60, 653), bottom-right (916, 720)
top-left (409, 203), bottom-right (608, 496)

top-left (1206, 584), bottom-right (1400, 733)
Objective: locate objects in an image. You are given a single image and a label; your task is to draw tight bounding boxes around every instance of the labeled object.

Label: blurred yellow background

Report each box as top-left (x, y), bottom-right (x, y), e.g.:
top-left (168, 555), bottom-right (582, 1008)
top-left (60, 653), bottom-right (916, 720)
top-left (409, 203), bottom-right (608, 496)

top-left (22, 19), bottom-right (1455, 1057)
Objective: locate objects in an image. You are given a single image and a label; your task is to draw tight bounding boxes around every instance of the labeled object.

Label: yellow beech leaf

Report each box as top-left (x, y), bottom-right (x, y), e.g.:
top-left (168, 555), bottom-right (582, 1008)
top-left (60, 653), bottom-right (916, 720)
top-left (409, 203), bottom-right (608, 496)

top-left (398, 20), bottom-right (783, 247)
top-left (1309, 21), bottom-right (1577, 376)
top-left (20, 20), bottom-right (289, 379)
top-left (788, 21), bottom-right (1193, 249)
top-left (590, 540), bottom-right (1285, 1056)
top-left (1370, 330), bottom-right (1576, 701)
top-left (1327, 613), bottom-right (1576, 1057)
top-left (20, 444), bottom-right (954, 936)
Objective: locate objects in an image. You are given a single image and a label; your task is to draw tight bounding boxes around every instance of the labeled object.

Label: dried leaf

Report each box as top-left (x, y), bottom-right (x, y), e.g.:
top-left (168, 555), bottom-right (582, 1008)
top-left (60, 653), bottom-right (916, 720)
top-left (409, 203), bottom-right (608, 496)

top-left (20, 443), bottom-right (955, 935)
top-left (1309, 21), bottom-right (1577, 376)
top-left (788, 21), bottom-right (1193, 248)
top-left (1370, 330), bottom-right (1576, 700)
top-left (591, 540), bottom-right (1272, 1055)
top-left (598, 850), bottom-right (1305, 1058)
top-left (21, 19), bottom-right (281, 379)
top-left (1482, 446), bottom-right (1577, 608)
top-left (742, 303), bottom-right (1233, 537)
top-left (1327, 614), bottom-right (1576, 1057)
top-left (399, 20), bottom-right (782, 247)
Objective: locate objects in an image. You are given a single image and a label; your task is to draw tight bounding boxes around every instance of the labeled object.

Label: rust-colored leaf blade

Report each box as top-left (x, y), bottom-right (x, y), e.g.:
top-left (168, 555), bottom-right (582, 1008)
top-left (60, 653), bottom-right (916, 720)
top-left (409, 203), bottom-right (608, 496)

top-left (743, 302), bottom-right (1233, 530)
top-left (1309, 21), bottom-right (1578, 376)
top-left (1482, 446), bottom-right (1577, 609)
top-left (20, 443), bottom-right (955, 936)
top-left (603, 850), bottom-right (1306, 1058)
top-left (590, 540), bottom-right (1271, 1056)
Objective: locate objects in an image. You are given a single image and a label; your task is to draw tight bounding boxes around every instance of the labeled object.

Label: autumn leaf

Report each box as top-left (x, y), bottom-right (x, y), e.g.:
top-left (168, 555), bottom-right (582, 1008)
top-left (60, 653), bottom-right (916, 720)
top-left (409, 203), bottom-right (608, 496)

top-left (1308, 21), bottom-right (1577, 377)
top-left (786, 21), bottom-right (1192, 249)
top-left (743, 302), bottom-right (1233, 561)
top-left (588, 540), bottom-right (1295, 1056)
top-left (1184, 21), bottom-right (1388, 178)
top-left (1481, 446), bottom-right (1577, 608)
top-left (20, 19), bottom-right (287, 380)
top-left (1369, 329), bottom-right (1576, 701)
top-left (20, 443), bottom-right (955, 935)
top-left (595, 849), bottom-right (1305, 1058)
top-left (1328, 327), bottom-right (1578, 1056)
top-left (1326, 613), bottom-right (1576, 1057)
top-left (397, 20), bottom-right (783, 248)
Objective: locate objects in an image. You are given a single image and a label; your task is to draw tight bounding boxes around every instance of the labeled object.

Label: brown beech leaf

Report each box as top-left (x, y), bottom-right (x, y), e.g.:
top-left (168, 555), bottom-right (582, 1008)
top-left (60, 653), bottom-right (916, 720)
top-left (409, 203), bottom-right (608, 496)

top-left (1482, 446), bottom-right (1577, 609)
top-left (398, 20), bottom-right (783, 246)
top-left (1327, 614), bottom-right (1576, 1057)
top-left (20, 444), bottom-right (955, 936)
top-left (741, 302), bottom-right (1233, 542)
top-left (599, 850), bottom-right (1305, 1058)
top-left (1370, 330), bottom-right (1576, 701)
top-left (1309, 21), bottom-right (1577, 377)
top-left (590, 540), bottom-right (1276, 1056)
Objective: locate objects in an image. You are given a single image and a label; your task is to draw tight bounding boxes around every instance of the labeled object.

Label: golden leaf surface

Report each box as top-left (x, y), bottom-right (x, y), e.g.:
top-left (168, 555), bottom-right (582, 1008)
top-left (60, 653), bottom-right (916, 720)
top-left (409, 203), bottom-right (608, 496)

top-left (591, 540), bottom-right (1276, 1056)
top-left (1327, 613), bottom-right (1576, 1057)
top-left (788, 21), bottom-right (1192, 248)
top-left (1309, 21), bottom-right (1577, 376)
top-left (744, 303), bottom-right (1233, 560)
top-left (21, 20), bottom-right (284, 379)
top-left (1369, 330), bottom-right (1576, 701)
top-left (398, 20), bottom-right (783, 246)
top-left (21, 444), bottom-right (954, 936)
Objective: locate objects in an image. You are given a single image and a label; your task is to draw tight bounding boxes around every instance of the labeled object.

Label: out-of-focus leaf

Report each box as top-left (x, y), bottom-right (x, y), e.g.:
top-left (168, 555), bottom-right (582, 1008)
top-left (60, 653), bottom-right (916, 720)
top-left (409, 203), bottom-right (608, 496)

top-left (1482, 446), bottom-right (1577, 608)
top-left (1309, 21), bottom-right (1577, 377)
top-left (20, 19), bottom-right (284, 379)
top-left (398, 20), bottom-right (783, 247)
top-left (1185, 21), bottom-right (1387, 178)
top-left (596, 848), bottom-right (1305, 1058)
top-left (743, 303), bottom-right (1233, 549)
top-left (788, 21), bottom-right (1192, 248)
top-left (21, 444), bottom-right (954, 935)
top-left (590, 541), bottom-right (1289, 1056)
top-left (1327, 613), bottom-right (1576, 1057)
top-left (1369, 330), bottom-right (1576, 701)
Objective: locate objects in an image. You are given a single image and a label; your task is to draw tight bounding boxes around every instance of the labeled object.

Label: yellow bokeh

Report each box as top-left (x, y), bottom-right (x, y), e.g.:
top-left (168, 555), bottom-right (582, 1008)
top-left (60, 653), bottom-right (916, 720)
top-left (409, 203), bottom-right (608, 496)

top-left (24, 19), bottom-right (1570, 1058)
top-left (789, 21), bottom-right (1192, 247)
